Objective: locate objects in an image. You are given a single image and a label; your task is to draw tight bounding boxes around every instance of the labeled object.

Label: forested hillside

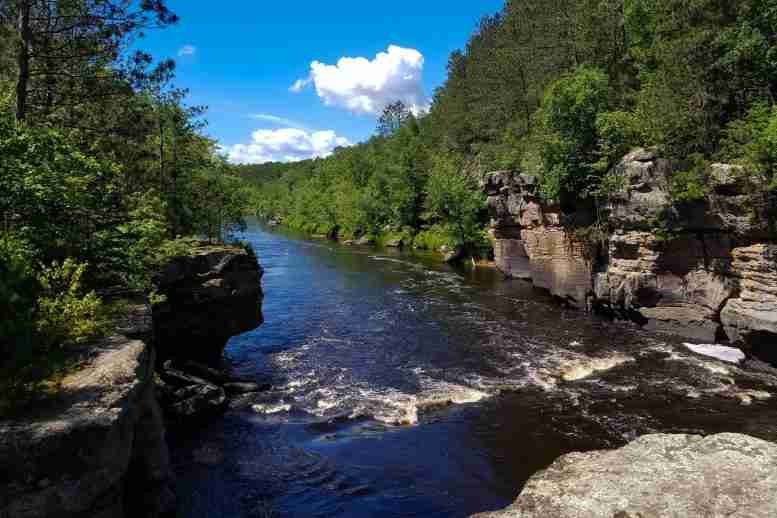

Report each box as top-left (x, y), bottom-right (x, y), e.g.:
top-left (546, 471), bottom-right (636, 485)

top-left (246, 0), bottom-right (777, 249)
top-left (0, 1), bottom-right (250, 408)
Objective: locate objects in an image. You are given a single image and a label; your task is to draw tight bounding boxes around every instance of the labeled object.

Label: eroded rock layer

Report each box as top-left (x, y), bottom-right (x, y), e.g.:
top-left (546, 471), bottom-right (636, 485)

top-left (484, 149), bottom-right (777, 349)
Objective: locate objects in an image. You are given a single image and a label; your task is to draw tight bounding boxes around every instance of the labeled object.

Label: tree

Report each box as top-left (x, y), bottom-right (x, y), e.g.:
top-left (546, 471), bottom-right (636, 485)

top-left (377, 100), bottom-right (412, 137)
top-left (4, 0), bottom-right (177, 123)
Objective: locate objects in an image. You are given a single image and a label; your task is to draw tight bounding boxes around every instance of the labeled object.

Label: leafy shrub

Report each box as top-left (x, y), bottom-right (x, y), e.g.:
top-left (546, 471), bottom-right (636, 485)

top-left (424, 153), bottom-right (486, 248)
top-left (595, 111), bottom-right (645, 174)
top-left (670, 154), bottom-right (711, 203)
top-left (719, 102), bottom-right (777, 189)
top-left (35, 259), bottom-right (106, 349)
top-left (413, 226), bottom-right (456, 251)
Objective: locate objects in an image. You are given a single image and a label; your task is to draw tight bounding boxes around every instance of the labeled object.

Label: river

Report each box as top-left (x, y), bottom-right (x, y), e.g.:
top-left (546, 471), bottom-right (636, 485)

top-left (170, 219), bottom-right (777, 517)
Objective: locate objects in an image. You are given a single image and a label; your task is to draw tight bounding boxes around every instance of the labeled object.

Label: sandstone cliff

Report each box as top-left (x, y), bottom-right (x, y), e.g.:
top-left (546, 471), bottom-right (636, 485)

top-left (484, 149), bottom-right (777, 355)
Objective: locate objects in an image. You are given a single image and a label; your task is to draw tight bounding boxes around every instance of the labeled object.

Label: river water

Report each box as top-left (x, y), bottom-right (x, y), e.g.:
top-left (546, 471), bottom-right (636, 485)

top-left (170, 219), bottom-right (777, 517)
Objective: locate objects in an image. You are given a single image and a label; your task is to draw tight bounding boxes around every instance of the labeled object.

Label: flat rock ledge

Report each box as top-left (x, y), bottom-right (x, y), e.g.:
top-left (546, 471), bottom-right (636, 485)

top-left (473, 433), bottom-right (777, 518)
top-left (0, 335), bottom-right (174, 518)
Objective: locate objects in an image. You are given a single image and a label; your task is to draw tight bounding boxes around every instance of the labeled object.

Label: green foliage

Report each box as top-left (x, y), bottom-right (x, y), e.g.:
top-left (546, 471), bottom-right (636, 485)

top-left (35, 259), bottom-right (106, 349)
top-left (412, 226), bottom-right (457, 251)
top-left (534, 67), bottom-right (611, 201)
top-left (0, 234), bottom-right (39, 364)
top-left (670, 154), bottom-right (711, 203)
top-left (719, 103), bottom-right (777, 189)
top-left (594, 111), bottom-right (645, 173)
top-left (424, 153), bottom-right (486, 248)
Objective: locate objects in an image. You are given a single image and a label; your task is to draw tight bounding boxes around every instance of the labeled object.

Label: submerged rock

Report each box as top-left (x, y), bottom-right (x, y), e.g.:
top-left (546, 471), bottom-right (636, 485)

top-left (474, 433), bottom-right (777, 518)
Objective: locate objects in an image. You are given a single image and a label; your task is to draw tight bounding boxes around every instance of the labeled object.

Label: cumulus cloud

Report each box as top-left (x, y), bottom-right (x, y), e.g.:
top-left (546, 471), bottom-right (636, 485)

top-left (178, 44), bottom-right (196, 57)
top-left (290, 45), bottom-right (428, 115)
top-left (224, 128), bottom-right (351, 164)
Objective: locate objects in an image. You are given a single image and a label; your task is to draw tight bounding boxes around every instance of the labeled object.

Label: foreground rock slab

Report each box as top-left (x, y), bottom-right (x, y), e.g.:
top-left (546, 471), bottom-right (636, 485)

top-left (0, 335), bottom-right (174, 518)
top-left (473, 433), bottom-right (777, 518)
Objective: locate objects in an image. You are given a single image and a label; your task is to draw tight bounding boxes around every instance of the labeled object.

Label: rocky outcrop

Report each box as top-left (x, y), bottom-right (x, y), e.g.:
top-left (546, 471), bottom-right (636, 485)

top-left (484, 171), bottom-right (593, 308)
top-left (0, 244), bottom-right (266, 518)
top-left (0, 334), bottom-right (175, 518)
top-left (152, 244), bottom-right (264, 364)
top-left (485, 149), bottom-right (776, 348)
top-left (595, 230), bottom-right (735, 341)
top-left (156, 360), bottom-right (269, 422)
top-left (474, 433), bottom-right (777, 518)
top-left (721, 244), bottom-right (777, 358)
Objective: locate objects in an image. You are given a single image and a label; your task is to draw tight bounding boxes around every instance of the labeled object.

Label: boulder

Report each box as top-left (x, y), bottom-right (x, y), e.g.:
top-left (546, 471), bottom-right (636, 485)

top-left (354, 236), bottom-right (375, 246)
top-left (152, 245), bottom-right (264, 363)
top-left (474, 433), bottom-right (777, 518)
top-left (385, 238), bottom-right (404, 248)
top-left (167, 383), bottom-right (226, 420)
top-left (442, 245), bottom-right (465, 263)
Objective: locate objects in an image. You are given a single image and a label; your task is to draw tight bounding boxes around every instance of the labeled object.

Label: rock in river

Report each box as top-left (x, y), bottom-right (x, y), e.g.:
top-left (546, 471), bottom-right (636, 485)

top-left (152, 244), bottom-right (264, 364)
top-left (474, 433), bottom-right (777, 518)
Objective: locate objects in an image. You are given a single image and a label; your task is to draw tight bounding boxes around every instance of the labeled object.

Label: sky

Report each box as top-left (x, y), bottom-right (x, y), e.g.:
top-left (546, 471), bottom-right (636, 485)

top-left (137, 0), bottom-right (504, 164)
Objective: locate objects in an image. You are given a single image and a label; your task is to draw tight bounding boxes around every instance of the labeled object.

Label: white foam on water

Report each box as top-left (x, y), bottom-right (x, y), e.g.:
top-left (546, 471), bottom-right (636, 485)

top-left (683, 343), bottom-right (746, 364)
top-left (560, 355), bottom-right (635, 381)
top-left (415, 381), bottom-right (489, 411)
top-left (252, 402), bottom-right (292, 414)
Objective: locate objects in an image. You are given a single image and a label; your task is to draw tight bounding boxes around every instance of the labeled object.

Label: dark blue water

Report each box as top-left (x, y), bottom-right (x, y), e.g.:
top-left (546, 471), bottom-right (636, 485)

top-left (170, 219), bottom-right (777, 517)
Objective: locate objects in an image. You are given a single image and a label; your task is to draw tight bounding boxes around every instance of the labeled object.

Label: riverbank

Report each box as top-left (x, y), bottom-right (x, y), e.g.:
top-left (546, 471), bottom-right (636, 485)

top-left (0, 243), bottom-right (265, 518)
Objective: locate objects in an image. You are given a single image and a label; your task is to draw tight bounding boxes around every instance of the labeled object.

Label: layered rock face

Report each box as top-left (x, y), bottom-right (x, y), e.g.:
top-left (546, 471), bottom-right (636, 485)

top-left (473, 433), bottom-right (777, 518)
top-left (485, 149), bottom-right (777, 348)
top-left (484, 172), bottom-right (593, 308)
top-left (0, 335), bottom-right (175, 518)
top-left (722, 244), bottom-right (777, 358)
top-left (152, 245), bottom-right (264, 363)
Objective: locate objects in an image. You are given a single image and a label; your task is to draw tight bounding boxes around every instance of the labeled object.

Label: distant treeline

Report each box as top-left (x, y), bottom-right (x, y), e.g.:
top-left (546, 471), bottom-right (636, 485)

top-left (242, 0), bottom-right (777, 248)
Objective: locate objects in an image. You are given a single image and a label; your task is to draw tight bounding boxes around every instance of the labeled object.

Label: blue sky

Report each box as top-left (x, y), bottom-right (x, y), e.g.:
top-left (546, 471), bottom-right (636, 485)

top-left (137, 0), bottom-right (504, 163)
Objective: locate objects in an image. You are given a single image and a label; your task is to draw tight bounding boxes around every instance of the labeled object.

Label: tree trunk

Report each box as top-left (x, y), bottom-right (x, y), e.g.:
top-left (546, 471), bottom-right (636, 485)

top-left (16, 0), bottom-right (31, 121)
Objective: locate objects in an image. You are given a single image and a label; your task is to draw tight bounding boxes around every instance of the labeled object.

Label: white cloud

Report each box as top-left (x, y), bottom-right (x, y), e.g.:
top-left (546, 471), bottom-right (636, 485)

top-left (289, 78), bottom-right (311, 93)
top-left (178, 44), bottom-right (196, 57)
top-left (224, 128), bottom-right (351, 164)
top-left (290, 45), bottom-right (428, 115)
top-left (249, 113), bottom-right (309, 130)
